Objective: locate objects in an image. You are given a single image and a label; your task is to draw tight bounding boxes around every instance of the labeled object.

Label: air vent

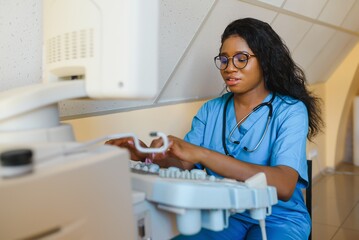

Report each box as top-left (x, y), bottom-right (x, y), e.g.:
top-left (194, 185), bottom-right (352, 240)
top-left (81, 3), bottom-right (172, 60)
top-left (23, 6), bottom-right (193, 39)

top-left (47, 28), bottom-right (94, 64)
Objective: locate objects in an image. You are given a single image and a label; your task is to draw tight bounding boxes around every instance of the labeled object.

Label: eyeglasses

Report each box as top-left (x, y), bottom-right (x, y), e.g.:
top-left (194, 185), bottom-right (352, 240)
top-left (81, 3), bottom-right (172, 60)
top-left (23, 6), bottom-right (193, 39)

top-left (214, 51), bottom-right (256, 70)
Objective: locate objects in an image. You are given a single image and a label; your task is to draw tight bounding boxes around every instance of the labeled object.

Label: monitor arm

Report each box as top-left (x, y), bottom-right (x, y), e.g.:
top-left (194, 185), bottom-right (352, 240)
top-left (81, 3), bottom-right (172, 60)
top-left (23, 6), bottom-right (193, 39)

top-left (0, 80), bottom-right (86, 143)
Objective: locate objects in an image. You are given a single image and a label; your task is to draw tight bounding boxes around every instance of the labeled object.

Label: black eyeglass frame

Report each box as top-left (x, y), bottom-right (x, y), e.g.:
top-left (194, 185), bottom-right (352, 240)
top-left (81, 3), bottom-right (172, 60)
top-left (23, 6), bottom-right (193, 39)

top-left (214, 51), bottom-right (256, 70)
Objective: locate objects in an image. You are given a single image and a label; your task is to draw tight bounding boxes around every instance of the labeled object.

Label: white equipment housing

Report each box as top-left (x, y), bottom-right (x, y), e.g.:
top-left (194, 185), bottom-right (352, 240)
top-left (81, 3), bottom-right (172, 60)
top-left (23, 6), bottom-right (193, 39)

top-left (0, 144), bottom-right (136, 240)
top-left (44, 0), bottom-right (159, 99)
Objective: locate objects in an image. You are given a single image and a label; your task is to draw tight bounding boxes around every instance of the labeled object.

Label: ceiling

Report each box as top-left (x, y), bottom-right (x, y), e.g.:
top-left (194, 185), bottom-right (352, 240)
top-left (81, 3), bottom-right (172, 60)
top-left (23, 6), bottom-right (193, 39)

top-left (253, 0), bottom-right (359, 84)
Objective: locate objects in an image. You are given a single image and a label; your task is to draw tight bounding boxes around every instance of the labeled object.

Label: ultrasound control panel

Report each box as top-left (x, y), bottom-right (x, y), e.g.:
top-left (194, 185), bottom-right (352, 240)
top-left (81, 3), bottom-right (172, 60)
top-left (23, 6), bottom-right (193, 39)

top-left (129, 161), bottom-right (278, 236)
top-left (130, 161), bottom-right (218, 181)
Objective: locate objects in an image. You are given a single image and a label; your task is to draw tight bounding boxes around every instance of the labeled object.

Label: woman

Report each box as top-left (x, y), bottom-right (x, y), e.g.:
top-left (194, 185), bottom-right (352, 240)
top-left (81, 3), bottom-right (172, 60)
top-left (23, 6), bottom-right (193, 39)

top-left (106, 18), bottom-right (323, 240)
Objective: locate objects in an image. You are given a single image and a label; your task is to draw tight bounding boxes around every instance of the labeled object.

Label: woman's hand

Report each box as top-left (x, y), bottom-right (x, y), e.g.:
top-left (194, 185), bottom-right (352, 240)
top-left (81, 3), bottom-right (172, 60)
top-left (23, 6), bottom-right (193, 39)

top-left (105, 137), bottom-right (148, 161)
top-left (149, 135), bottom-right (201, 169)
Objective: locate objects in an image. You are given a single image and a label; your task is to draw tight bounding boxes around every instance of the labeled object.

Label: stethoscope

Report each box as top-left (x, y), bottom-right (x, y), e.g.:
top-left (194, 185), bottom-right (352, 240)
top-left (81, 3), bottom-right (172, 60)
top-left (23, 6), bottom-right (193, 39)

top-left (222, 93), bottom-right (276, 157)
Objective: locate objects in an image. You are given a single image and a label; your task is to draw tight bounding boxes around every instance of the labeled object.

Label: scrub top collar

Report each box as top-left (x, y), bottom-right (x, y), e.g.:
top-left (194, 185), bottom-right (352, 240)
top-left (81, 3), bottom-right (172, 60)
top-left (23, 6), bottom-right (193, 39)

top-left (226, 92), bottom-right (274, 140)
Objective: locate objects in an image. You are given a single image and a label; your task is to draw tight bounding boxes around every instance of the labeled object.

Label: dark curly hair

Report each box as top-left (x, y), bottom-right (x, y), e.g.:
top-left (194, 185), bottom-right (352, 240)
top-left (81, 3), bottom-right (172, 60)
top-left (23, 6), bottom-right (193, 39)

top-left (220, 18), bottom-right (323, 140)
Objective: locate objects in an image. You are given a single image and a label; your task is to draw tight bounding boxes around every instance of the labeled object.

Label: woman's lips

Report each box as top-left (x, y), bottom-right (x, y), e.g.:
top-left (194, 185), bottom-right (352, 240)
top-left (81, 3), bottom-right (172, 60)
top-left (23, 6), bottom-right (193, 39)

top-left (226, 78), bottom-right (241, 86)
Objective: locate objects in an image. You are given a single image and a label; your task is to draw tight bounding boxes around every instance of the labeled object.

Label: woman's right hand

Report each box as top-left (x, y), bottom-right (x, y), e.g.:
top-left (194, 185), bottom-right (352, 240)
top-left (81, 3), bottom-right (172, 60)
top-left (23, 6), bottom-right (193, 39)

top-left (149, 135), bottom-right (197, 170)
top-left (105, 137), bottom-right (148, 161)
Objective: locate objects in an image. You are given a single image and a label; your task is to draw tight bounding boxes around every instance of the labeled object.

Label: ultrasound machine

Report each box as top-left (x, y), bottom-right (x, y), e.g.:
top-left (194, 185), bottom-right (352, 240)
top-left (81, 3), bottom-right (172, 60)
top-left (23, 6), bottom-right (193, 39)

top-left (0, 1), bottom-right (278, 239)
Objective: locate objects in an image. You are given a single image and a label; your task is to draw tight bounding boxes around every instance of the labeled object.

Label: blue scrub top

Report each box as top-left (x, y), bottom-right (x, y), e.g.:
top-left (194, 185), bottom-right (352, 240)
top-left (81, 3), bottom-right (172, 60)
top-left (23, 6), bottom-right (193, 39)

top-left (184, 92), bottom-right (311, 226)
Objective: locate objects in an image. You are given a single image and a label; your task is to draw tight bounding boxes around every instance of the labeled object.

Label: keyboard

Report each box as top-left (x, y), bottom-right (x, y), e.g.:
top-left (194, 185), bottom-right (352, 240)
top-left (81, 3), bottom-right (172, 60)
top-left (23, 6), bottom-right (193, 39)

top-left (129, 160), bottom-right (239, 182)
top-left (129, 160), bottom-right (278, 235)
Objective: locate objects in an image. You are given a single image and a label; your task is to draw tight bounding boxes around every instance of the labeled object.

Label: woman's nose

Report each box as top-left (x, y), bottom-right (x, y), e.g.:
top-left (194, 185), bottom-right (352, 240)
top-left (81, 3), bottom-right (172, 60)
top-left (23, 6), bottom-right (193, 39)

top-left (225, 59), bottom-right (238, 72)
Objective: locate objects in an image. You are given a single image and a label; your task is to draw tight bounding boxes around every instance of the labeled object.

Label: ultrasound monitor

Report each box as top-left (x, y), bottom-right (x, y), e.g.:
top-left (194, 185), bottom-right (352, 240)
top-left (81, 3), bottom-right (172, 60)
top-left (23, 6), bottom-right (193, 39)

top-left (43, 0), bottom-right (159, 99)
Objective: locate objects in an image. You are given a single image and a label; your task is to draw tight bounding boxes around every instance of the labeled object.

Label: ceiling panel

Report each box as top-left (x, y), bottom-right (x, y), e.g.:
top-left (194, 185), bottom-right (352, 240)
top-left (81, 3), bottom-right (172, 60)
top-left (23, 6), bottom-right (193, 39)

top-left (341, 0), bottom-right (359, 33)
top-left (305, 31), bottom-right (353, 84)
top-left (256, 0), bottom-right (285, 7)
top-left (293, 24), bottom-right (335, 70)
top-left (318, 0), bottom-right (355, 26)
top-left (283, 0), bottom-right (327, 19)
top-left (271, 14), bottom-right (312, 52)
top-left (159, 0), bottom-right (216, 89)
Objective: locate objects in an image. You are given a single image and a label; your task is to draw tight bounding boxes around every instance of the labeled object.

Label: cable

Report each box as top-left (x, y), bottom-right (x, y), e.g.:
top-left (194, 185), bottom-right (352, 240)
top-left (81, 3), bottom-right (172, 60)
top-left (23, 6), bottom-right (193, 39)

top-left (259, 219), bottom-right (267, 240)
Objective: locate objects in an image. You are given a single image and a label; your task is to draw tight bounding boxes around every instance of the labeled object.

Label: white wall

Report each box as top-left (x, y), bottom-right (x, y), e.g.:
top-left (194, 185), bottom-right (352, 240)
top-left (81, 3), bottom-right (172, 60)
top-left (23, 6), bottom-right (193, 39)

top-left (63, 101), bottom-right (205, 144)
top-left (0, 0), bottom-right (42, 90)
top-left (353, 97), bottom-right (359, 166)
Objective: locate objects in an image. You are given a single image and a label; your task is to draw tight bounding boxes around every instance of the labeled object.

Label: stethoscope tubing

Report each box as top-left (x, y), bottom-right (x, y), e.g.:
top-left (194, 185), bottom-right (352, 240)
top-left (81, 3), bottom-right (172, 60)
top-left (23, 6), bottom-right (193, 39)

top-left (222, 93), bottom-right (275, 156)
